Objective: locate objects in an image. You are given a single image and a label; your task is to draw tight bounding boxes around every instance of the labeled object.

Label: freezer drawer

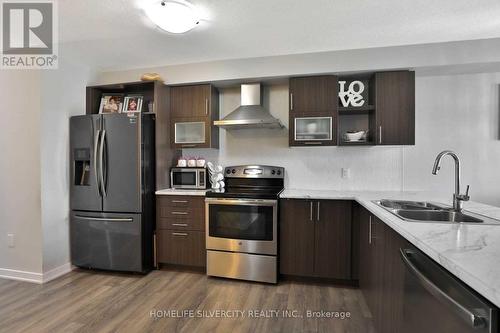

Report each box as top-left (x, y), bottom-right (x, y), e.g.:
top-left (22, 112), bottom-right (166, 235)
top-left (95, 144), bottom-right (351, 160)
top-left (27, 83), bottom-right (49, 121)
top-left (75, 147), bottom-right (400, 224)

top-left (70, 211), bottom-right (145, 272)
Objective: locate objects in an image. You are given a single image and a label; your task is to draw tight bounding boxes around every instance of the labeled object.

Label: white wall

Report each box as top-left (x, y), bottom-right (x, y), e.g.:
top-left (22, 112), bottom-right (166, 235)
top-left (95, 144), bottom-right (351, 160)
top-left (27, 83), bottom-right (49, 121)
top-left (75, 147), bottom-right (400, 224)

top-left (95, 39), bottom-right (500, 207)
top-left (404, 73), bottom-right (500, 205)
top-left (40, 60), bottom-right (96, 274)
top-left (185, 72), bottom-right (500, 206)
top-left (0, 56), bottom-right (95, 282)
top-left (96, 38), bottom-right (500, 85)
top-left (185, 85), bottom-right (404, 192)
top-left (0, 71), bottom-right (44, 276)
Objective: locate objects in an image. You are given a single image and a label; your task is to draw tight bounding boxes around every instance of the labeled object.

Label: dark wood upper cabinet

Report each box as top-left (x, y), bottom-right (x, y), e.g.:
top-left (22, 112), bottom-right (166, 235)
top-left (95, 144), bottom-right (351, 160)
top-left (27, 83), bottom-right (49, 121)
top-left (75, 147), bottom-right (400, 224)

top-left (374, 71), bottom-right (415, 145)
top-left (279, 199), bottom-right (352, 280)
top-left (171, 84), bottom-right (212, 118)
top-left (170, 84), bottom-right (219, 149)
top-left (289, 76), bottom-right (338, 114)
top-left (288, 75), bottom-right (338, 147)
top-left (279, 199), bottom-right (315, 276)
top-left (314, 200), bottom-right (352, 279)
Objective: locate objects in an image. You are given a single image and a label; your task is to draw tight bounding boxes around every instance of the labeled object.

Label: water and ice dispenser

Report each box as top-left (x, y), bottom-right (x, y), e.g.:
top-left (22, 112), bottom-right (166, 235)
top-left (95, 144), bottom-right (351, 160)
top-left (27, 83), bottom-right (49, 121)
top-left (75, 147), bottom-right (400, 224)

top-left (74, 148), bottom-right (91, 186)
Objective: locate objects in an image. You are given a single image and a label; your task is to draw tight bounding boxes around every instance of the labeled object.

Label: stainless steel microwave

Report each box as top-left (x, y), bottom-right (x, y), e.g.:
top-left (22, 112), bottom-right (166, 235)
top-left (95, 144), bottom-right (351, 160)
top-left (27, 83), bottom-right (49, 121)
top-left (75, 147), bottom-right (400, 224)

top-left (170, 168), bottom-right (207, 189)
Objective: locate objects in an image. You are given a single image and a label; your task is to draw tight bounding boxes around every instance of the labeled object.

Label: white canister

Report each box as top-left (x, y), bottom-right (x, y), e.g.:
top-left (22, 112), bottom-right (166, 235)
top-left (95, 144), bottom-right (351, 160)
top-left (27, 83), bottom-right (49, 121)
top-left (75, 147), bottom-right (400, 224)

top-left (196, 158), bottom-right (206, 168)
top-left (187, 158), bottom-right (196, 168)
top-left (177, 158), bottom-right (187, 167)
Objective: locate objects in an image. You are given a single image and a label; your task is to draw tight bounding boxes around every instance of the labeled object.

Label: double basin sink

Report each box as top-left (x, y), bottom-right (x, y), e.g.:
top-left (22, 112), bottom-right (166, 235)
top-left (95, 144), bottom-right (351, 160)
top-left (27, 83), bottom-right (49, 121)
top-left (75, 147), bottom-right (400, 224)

top-left (374, 200), bottom-right (500, 225)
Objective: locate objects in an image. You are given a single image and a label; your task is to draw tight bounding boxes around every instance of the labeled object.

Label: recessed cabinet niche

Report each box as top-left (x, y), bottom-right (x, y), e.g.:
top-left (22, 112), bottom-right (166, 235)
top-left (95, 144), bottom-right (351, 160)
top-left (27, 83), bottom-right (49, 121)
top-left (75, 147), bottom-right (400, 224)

top-left (170, 84), bottom-right (219, 149)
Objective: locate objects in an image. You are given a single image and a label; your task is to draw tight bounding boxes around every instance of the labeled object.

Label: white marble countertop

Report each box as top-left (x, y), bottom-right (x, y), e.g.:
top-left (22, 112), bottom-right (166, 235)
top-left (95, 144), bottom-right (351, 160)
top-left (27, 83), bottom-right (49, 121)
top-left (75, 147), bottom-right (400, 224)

top-left (281, 189), bottom-right (500, 308)
top-left (155, 188), bottom-right (208, 196)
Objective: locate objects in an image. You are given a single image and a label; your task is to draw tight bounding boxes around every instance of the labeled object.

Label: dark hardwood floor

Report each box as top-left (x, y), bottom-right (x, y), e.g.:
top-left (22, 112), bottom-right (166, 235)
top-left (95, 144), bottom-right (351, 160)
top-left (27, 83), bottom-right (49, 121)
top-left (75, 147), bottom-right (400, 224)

top-left (0, 269), bottom-right (374, 333)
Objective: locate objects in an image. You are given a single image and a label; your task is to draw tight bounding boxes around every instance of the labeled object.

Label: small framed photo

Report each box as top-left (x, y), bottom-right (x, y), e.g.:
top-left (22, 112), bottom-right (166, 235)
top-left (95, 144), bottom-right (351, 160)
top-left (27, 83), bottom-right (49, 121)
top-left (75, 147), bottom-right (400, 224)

top-left (123, 95), bottom-right (143, 113)
top-left (99, 94), bottom-right (124, 114)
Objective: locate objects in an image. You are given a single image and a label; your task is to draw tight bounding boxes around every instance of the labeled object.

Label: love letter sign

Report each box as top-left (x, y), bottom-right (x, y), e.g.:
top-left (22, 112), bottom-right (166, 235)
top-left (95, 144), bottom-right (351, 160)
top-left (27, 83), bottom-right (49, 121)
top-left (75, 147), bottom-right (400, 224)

top-left (338, 80), bottom-right (365, 107)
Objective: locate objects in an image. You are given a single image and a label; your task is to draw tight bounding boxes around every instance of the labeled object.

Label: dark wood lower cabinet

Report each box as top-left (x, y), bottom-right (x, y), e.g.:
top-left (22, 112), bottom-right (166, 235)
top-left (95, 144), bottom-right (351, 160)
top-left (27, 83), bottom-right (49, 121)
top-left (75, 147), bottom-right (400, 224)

top-left (279, 199), bottom-right (315, 276)
top-left (279, 199), bottom-right (351, 280)
top-left (314, 200), bottom-right (351, 279)
top-left (157, 230), bottom-right (206, 267)
top-left (156, 195), bottom-right (206, 268)
top-left (357, 205), bottom-right (408, 333)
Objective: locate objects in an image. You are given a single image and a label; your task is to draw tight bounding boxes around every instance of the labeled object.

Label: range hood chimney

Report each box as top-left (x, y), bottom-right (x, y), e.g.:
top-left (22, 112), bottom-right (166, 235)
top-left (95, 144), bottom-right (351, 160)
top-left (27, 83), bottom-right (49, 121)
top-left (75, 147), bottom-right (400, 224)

top-left (214, 83), bottom-right (283, 130)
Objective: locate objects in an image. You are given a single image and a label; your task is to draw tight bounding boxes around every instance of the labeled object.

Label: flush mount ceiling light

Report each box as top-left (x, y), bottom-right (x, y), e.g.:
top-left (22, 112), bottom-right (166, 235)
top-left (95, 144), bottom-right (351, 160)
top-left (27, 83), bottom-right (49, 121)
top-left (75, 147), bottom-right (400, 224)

top-left (143, 0), bottom-right (200, 34)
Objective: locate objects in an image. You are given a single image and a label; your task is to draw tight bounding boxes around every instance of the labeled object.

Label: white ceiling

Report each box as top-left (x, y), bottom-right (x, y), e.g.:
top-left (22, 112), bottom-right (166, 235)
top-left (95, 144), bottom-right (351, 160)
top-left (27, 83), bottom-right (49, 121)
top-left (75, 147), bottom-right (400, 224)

top-left (59, 0), bottom-right (500, 71)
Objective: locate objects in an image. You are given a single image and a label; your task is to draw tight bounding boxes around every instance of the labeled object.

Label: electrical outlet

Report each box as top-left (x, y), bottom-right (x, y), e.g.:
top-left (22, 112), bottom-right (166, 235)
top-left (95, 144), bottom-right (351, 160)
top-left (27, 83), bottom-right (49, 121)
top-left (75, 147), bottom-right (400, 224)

top-left (7, 233), bottom-right (14, 248)
top-left (342, 168), bottom-right (351, 179)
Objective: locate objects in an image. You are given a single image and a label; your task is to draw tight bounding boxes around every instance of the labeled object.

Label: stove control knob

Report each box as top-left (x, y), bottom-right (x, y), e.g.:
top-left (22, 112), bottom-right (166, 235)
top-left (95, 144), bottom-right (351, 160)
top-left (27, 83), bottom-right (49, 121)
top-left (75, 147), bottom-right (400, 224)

top-left (271, 170), bottom-right (276, 175)
top-left (226, 169), bottom-right (231, 174)
top-left (232, 169), bottom-right (236, 174)
top-left (277, 170), bottom-right (282, 175)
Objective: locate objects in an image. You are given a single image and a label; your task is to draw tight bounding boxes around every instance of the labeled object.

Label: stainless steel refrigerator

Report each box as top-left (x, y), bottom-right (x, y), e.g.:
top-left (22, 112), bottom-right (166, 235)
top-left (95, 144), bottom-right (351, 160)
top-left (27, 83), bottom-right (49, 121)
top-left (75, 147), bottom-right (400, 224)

top-left (70, 113), bottom-right (155, 273)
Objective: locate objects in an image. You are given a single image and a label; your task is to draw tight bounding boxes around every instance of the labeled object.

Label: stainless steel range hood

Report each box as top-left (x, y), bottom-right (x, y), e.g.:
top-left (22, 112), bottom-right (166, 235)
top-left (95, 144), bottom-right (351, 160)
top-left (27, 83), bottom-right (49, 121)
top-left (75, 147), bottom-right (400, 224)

top-left (214, 83), bottom-right (283, 130)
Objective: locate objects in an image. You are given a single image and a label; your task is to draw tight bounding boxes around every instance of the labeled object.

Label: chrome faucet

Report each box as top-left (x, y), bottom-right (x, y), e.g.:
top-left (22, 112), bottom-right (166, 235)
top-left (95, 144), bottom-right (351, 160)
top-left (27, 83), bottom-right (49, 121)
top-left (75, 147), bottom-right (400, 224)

top-left (432, 150), bottom-right (470, 212)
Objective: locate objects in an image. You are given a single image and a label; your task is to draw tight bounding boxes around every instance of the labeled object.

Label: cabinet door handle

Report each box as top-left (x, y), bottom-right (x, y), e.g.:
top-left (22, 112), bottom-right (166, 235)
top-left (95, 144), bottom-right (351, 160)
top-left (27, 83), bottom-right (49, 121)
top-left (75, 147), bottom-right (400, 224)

top-left (290, 93), bottom-right (294, 110)
top-left (316, 202), bottom-right (320, 221)
top-left (310, 201), bottom-right (313, 221)
top-left (368, 215), bottom-right (372, 245)
top-left (379, 126), bottom-right (382, 144)
top-left (172, 223), bottom-right (188, 227)
top-left (182, 144), bottom-right (197, 148)
top-left (205, 98), bottom-right (209, 115)
top-left (172, 200), bottom-right (188, 203)
top-left (172, 232), bottom-right (188, 237)
top-left (172, 211), bottom-right (188, 215)
top-left (304, 142), bottom-right (322, 145)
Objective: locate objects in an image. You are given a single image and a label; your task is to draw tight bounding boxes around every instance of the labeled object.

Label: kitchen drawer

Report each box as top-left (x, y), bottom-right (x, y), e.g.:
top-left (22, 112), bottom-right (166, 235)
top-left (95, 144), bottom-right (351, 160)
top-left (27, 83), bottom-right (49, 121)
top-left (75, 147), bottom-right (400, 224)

top-left (157, 205), bottom-right (204, 221)
top-left (157, 230), bottom-right (206, 267)
top-left (157, 217), bottom-right (205, 231)
top-left (157, 195), bottom-right (205, 208)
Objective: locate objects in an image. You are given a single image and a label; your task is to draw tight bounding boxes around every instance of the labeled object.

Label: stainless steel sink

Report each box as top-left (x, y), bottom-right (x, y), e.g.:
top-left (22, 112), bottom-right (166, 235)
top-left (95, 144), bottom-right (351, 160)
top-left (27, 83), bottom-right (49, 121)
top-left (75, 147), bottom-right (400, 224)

top-left (373, 199), bottom-right (500, 225)
top-left (378, 199), bottom-right (444, 211)
top-left (395, 209), bottom-right (483, 223)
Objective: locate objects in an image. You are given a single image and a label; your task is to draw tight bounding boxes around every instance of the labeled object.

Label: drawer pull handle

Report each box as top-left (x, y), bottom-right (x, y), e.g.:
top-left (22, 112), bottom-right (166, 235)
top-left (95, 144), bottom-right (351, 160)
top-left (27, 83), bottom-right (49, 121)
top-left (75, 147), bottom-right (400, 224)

top-left (171, 212), bottom-right (188, 215)
top-left (172, 200), bottom-right (188, 203)
top-left (172, 232), bottom-right (188, 236)
top-left (172, 223), bottom-right (188, 227)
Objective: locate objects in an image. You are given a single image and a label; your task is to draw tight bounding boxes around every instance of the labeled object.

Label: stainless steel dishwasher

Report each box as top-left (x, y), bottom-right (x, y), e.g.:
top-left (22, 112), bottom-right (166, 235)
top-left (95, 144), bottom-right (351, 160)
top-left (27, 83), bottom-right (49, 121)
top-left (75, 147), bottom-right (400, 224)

top-left (400, 245), bottom-right (498, 333)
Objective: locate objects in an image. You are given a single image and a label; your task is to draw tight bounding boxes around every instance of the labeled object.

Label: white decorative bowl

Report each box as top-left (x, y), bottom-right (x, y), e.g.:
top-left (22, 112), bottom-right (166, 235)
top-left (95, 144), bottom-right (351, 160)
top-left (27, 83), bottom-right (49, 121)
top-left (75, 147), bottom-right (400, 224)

top-left (344, 131), bottom-right (366, 141)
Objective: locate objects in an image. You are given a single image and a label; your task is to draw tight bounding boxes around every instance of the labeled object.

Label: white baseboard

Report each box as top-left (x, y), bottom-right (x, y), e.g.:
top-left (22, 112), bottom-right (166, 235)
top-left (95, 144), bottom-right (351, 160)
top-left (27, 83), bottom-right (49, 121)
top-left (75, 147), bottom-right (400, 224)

top-left (42, 262), bottom-right (73, 283)
top-left (0, 268), bottom-right (43, 284)
top-left (0, 263), bottom-right (73, 284)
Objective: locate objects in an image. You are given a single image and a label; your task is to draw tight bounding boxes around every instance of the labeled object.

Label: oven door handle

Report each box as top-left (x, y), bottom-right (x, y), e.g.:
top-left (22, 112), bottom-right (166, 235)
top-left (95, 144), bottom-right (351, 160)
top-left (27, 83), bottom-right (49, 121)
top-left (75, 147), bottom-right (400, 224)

top-left (205, 198), bottom-right (277, 206)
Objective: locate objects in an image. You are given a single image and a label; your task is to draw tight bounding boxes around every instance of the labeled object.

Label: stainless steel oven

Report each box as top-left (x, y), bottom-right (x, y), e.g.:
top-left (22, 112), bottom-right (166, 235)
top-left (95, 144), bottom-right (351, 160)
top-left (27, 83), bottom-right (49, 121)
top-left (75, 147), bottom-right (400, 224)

top-left (205, 198), bottom-right (277, 255)
top-left (205, 165), bottom-right (284, 284)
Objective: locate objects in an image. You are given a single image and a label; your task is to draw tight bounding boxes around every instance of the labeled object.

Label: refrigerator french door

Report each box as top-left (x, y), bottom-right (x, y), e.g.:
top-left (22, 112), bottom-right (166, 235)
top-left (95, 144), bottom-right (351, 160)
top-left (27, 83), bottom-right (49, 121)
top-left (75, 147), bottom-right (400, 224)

top-left (70, 113), bottom-right (155, 273)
